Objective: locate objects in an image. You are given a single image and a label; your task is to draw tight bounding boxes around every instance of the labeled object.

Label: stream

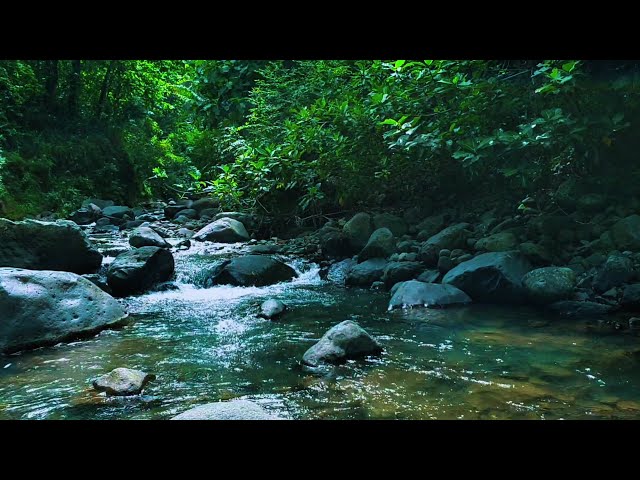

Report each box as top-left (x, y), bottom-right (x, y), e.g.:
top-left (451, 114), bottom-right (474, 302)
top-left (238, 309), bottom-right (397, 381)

top-left (1, 237), bottom-right (640, 420)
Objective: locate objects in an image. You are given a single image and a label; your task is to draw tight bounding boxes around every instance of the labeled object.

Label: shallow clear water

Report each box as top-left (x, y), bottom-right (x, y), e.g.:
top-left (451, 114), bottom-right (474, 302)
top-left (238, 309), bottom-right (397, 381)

top-left (1, 239), bottom-right (640, 420)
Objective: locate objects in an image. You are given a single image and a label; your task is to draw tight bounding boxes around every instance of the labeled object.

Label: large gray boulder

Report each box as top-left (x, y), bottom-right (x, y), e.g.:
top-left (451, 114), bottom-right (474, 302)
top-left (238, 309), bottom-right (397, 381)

top-left (129, 227), bottom-right (171, 249)
top-left (193, 218), bottom-right (250, 243)
top-left (388, 280), bottom-right (471, 310)
top-left (358, 228), bottom-right (394, 262)
top-left (203, 255), bottom-right (296, 287)
top-left (172, 399), bottom-right (282, 420)
top-left (302, 320), bottom-right (382, 367)
top-left (611, 215), bottom-right (640, 251)
top-left (593, 254), bottom-right (635, 293)
top-left (345, 258), bottom-right (388, 287)
top-left (0, 268), bottom-right (127, 353)
top-left (522, 267), bottom-right (576, 304)
top-left (0, 219), bottom-right (102, 274)
top-left (107, 247), bottom-right (175, 296)
top-left (343, 213), bottom-right (373, 251)
top-left (442, 251), bottom-right (533, 304)
top-left (92, 368), bottom-right (155, 396)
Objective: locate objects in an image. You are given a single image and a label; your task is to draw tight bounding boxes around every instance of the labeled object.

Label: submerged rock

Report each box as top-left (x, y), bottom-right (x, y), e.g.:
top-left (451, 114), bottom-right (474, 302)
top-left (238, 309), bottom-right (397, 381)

top-left (611, 215), bottom-right (640, 251)
top-left (302, 320), bottom-right (382, 367)
top-left (548, 300), bottom-right (613, 317)
top-left (442, 251), bottom-right (532, 304)
top-left (621, 284), bottom-right (640, 310)
top-left (522, 267), bottom-right (576, 304)
top-left (204, 255), bottom-right (296, 287)
top-left (388, 280), bottom-right (471, 310)
top-left (193, 217), bottom-right (250, 243)
top-left (0, 218), bottom-right (102, 274)
top-left (129, 227), bottom-right (171, 249)
top-left (107, 247), bottom-right (175, 296)
top-left (258, 299), bottom-right (287, 320)
top-left (171, 399), bottom-right (281, 420)
top-left (92, 368), bottom-right (155, 396)
top-left (0, 268), bottom-right (127, 353)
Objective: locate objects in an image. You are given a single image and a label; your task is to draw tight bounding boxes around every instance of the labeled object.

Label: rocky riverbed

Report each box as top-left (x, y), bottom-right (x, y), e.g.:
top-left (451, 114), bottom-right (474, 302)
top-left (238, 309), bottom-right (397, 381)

top-left (1, 189), bottom-right (640, 419)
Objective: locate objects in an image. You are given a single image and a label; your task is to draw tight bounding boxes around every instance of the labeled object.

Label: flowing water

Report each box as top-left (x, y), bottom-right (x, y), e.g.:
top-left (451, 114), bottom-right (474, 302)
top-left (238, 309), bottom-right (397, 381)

top-left (1, 238), bottom-right (640, 420)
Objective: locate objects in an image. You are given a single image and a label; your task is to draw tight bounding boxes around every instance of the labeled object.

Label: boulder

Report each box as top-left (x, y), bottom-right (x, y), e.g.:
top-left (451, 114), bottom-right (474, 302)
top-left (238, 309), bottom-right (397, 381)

top-left (102, 205), bottom-right (135, 219)
top-left (92, 368), bottom-right (155, 396)
top-left (442, 251), bottom-right (532, 304)
top-left (358, 228), bottom-right (394, 262)
top-left (193, 218), bottom-right (250, 243)
top-left (302, 320), bottom-right (382, 367)
top-left (424, 223), bottom-right (471, 251)
top-left (198, 208), bottom-right (220, 220)
top-left (191, 197), bottom-right (219, 213)
top-left (611, 215), bottom-right (640, 251)
top-left (258, 299), bottom-right (287, 320)
top-left (0, 219), bottom-right (102, 274)
top-left (326, 258), bottom-right (357, 285)
top-left (474, 232), bottom-right (518, 252)
top-left (382, 261), bottom-right (424, 290)
top-left (522, 267), bottom-right (576, 304)
top-left (416, 269), bottom-right (440, 283)
top-left (388, 280), bottom-right (471, 310)
top-left (345, 258), bottom-right (388, 287)
top-left (107, 247), bottom-right (175, 296)
top-left (577, 193), bottom-right (607, 213)
top-left (82, 198), bottom-right (114, 210)
top-left (177, 228), bottom-right (195, 238)
top-left (175, 208), bottom-right (198, 219)
top-left (593, 254), bottom-right (635, 293)
top-left (343, 212), bottom-right (373, 250)
top-left (0, 268), bottom-right (127, 353)
top-left (129, 227), bottom-right (171, 249)
top-left (373, 213), bottom-right (407, 237)
top-left (204, 255), bottom-right (296, 287)
top-left (415, 214), bottom-right (445, 240)
top-left (319, 228), bottom-right (351, 258)
top-left (164, 204), bottom-right (190, 219)
top-left (171, 399), bottom-right (281, 420)
top-left (548, 300), bottom-right (613, 317)
top-left (68, 203), bottom-right (101, 225)
top-left (621, 284), bottom-right (640, 310)
top-left (519, 242), bottom-right (552, 265)
top-left (213, 212), bottom-right (257, 230)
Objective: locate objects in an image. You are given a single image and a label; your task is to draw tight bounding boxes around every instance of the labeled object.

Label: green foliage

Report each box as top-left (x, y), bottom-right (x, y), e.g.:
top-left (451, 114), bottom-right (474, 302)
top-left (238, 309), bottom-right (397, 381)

top-left (1, 59), bottom-right (639, 221)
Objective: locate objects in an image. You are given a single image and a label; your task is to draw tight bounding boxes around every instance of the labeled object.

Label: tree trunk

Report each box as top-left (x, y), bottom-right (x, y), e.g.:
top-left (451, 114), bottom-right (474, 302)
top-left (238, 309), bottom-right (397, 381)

top-left (68, 60), bottom-right (82, 117)
top-left (96, 60), bottom-right (116, 118)
top-left (44, 60), bottom-right (58, 111)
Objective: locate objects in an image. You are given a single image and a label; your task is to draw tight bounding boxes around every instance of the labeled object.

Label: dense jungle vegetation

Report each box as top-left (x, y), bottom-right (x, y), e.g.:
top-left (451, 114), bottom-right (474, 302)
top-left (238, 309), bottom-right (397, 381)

top-left (1, 60), bottom-right (639, 222)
